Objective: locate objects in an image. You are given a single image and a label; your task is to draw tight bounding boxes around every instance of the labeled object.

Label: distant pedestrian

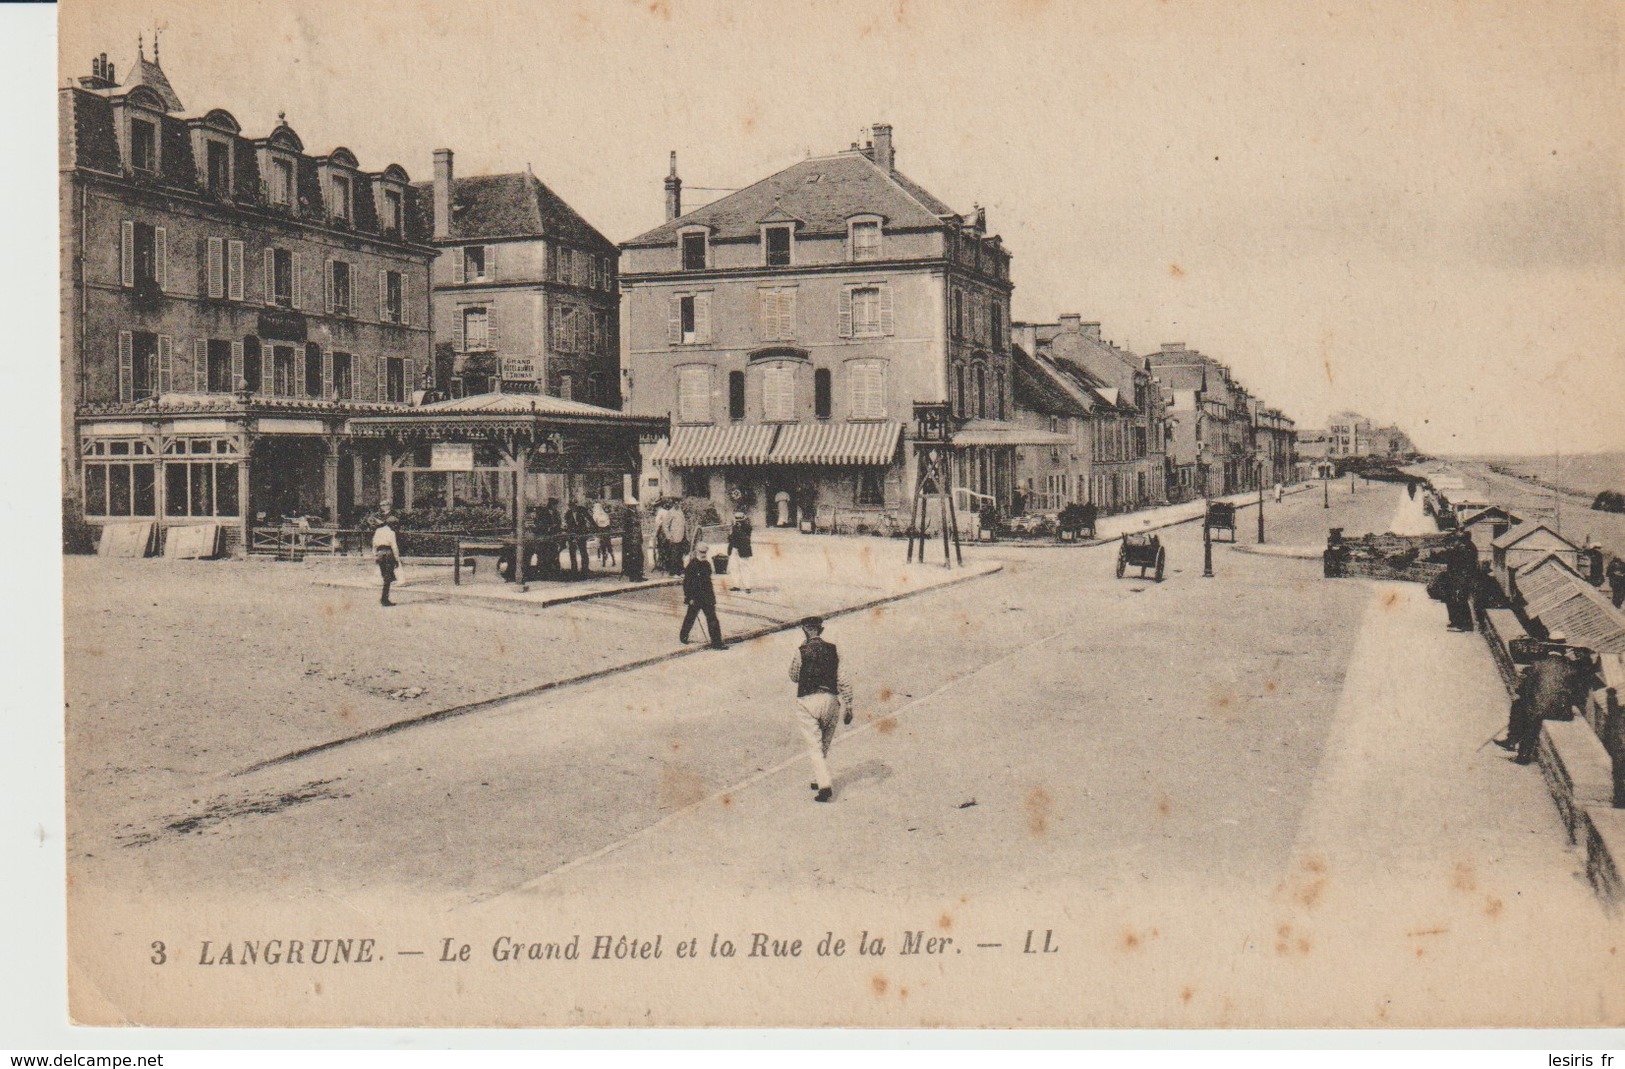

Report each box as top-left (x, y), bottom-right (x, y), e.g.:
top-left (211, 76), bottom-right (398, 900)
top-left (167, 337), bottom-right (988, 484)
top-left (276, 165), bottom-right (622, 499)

top-left (535, 498), bottom-right (563, 578)
top-left (565, 500), bottom-right (593, 574)
top-left (774, 489), bottom-right (793, 528)
top-left (1273, 482), bottom-right (1283, 503)
top-left (592, 500), bottom-right (617, 567)
top-left (621, 497), bottom-right (645, 582)
top-left (1495, 638), bottom-right (1591, 764)
top-left (679, 543), bottom-right (726, 650)
top-left (1582, 541), bottom-right (1605, 586)
top-left (659, 501), bottom-right (689, 575)
top-left (1607, 556), bottom-right (1625, 610)
top-left (787, 616), bottom-right (853, 803)
top-left (1442, 530), bottom-right (1478, 632)
top-left (726, 510), bottom-right (754, 593)
top-left (1407, 480), bottom-right (1418, 500)
top-left (372, 516), bottom-right (400, 608)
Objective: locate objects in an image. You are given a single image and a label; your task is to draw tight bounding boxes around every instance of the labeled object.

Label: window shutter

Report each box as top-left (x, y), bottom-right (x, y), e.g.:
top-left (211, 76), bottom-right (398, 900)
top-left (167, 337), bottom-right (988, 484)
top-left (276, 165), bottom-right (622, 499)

top-left (121, 221), bottom-right (134, 286)
top-left (759, 290), bottom-right (774, 340)
top-left (118, 331), bottom-right (133, 402)
top-left (487, 307), bottom-right (500, 353)
top-left (231, 340), bottom-right (243, 390)
top-left (486, 244), bottom-right (497, 279)
top-left (207, 237), bottom-right (224, 298)
top-left (454, 246), bottom-right (466, 285)
top-left (193, 339), bottom-right (207, 392)
top-left (400, 274), bottom-right (410, 327)
top-left (376, 355), bottom-right (386, 403)
top-left (694, 292), bottom-right (711, 344)
top-left (321, 347), bottom-right (333, 399)
top-left (264, 249), bottom-right (276, 305)
top-left (780, 289), bottom-right (796, 340)
top-left (325, 259), bottom-right (335, 314)
top-left (838, 288), bottom-right (853, 338)
top-left (155, 227), bottom-right (168, 291)
top-left (156, 333), bottom-right (171, 394)
top-left (228, 241), bottom-right (244, 301)
top-left (292, 254), bottom-right (302, 309)
top-left (453, 306), bottom-right (465, 352)
top-left (878, 285), bottom-right (894, 336)
top-left (378, 270), bottom-right (388, 321)
top-left (294, 346), bottom-right (305, 397)
top-left (262, 346), bottom-right (274, 396)
top-left (667, 295), bottom-right (681, 345)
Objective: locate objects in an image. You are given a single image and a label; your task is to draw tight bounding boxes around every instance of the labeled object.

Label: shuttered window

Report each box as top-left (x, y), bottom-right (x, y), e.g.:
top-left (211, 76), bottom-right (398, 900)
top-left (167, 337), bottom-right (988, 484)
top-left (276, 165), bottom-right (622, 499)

top-left (848, 359), bottom-right (886, 420)
top-left (676, 366), bottom-right (712, 424)
top-left (841, 284), bottom-right (893, 339)
top-left (672, 293), bottom-right (711, 345)
top-left (761, 365), bottom-right (795, 422)
top-left (759, 288), bottom-right (796, 341)
top-left (463, 307), bottom-right (490, 351)
top-left (207, 238), bottom-right (225, 298)
top-left (227, 240), bottom-right (244, 301)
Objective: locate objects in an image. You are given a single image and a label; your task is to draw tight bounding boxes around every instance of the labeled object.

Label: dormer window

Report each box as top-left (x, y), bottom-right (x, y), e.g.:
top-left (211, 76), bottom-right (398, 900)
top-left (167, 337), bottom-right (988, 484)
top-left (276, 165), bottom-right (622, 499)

top-left (382, 188), bottom-right (402, 232)
top-left (205, 141), bottom-right (231, 196)
top-left (848, 217), bottom-right (882, 261)
top-left (764, 225), bottom-right (793, 267)
top-left (130, 118), bottom-right (157, 174)
top-left (330, 174), bottom-right (352, 221)
top-left (270, 158), bottom-right (294, 206)
top-left (680, 230), bottom-right (708, 271)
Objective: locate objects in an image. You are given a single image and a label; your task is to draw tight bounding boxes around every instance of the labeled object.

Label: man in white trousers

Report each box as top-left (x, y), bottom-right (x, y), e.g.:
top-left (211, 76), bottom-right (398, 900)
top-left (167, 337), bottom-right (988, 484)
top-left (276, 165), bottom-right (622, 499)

top-left (787, 616), bottom-right (853, 802)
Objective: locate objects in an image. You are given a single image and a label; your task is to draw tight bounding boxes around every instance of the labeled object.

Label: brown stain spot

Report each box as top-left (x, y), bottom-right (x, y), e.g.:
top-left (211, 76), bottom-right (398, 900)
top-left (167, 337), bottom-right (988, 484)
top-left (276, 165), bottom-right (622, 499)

top-left (1156, 795), bottom-right (1172, 818)
top-left (1415, 947), bottom-right (1426, 958)
top-left (1295, 878), bottom-right (1326, 909)
top-left (875, 716), bottom-right (897, 735)
top-left (1451, 859), bottom-right (1476, 893)
top-left (937, 913), bottom-right (953, 930)
top-left (1264, 678), bottom-right (1278, 694)
top-left (899, 986), bottom-right (909, 999)
top-left (1025, 787), bottom-right (1053, 835)
top-left (646, 0), bottom-right (672, 20)
top-left (1297, 937), bottom-right (1311, 954)
top-left (720, 793), bottom-right (732, 807)
top-left (658, 763), bottom-right (708, 809)
top-left (1180, 986), bottom-right (1194, 1003)
top-left (879, 687), bottom-right (893, 703)
top-left (337, 704), bottom-right (353, 721)
top-left (1484, 895), bottom-right (1504, 918)
top-left (670, 741), bottom-right (681, 752)
top-left (1121, 931), bottom-right (1140, 950)
top-left (770, 543), bottom-right (783, 559)
top-left (871, 975), bottom-right (888, 996)
top-left (1302, 857), bottom-right (1327, 874)
top-left (1380, 590), bottom-right (1399, 609)
top-left (314, 981), bottom-right (322, 995)
top-left (1169, 262), bottom-right (1185, 278)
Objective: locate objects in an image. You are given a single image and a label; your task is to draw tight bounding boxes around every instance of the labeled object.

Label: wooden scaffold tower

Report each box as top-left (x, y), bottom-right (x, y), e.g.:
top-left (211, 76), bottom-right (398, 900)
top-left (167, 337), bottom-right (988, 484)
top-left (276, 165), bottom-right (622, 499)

top-left (907, 402), bottom-right (963, 567)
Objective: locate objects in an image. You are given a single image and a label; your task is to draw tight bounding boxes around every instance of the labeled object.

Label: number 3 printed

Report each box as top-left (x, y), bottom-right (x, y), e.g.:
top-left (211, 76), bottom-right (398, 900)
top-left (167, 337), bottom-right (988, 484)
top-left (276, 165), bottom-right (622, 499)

top-left (150, 940), bottom-right (166, 965)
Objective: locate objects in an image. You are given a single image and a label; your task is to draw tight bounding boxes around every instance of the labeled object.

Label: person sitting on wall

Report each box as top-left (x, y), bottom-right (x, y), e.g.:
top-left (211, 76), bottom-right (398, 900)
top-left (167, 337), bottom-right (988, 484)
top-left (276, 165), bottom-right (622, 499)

top-left (1494, 636), bottom-right (1593, 764)
top-left (1608, 555), bottom-right (1625, 610)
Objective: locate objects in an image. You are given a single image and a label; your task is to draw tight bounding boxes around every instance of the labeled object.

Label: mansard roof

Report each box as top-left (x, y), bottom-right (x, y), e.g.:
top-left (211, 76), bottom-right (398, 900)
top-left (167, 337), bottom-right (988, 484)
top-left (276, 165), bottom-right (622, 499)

top-left (625, 151), bottom-right (963, 247)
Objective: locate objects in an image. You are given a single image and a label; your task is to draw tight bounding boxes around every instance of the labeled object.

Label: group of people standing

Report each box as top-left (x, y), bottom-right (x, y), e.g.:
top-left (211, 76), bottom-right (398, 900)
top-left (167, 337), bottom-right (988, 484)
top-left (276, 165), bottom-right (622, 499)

top-left (531, 497), bottom-right (617, 578)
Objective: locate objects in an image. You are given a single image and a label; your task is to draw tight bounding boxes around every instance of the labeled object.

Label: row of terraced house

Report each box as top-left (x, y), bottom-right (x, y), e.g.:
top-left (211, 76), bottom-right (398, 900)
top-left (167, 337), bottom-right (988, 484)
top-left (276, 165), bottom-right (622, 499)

top-left (61, 44), bottom-right (1297, 548)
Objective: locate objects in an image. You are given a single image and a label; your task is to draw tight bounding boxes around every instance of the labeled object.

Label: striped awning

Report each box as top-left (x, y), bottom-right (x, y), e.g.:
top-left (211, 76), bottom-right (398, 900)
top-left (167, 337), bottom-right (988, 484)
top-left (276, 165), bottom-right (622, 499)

top-left (770, 421), bottom-right (903, 466)
top-left (650, 424), bottom-right (778, 466)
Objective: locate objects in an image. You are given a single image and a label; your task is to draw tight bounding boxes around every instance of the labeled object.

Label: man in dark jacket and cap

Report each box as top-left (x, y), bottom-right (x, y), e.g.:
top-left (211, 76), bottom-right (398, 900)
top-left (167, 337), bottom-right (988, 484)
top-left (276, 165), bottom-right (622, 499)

top-left (1442, 529), bottom-right (1479, 632)
top-left (678, 543), bottom-right (726, 650)
top-left (787, 616), bottom-right (854, 803)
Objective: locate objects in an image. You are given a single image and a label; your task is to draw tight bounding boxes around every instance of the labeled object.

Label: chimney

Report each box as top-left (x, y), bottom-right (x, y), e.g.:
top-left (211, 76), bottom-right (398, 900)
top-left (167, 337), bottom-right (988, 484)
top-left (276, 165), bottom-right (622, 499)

top-left (1081, 321), bottom-right (1102, 342)
top-left (664, 150), bottom-right (682, 221)
top-left (1057, 313), bottom-right (1082, 334)
top-left (432, 148), bottom-right (453, 241)
top-left (870, 123), bottom-right (894, 171)
top-left (107, 59), bottom-right (115, 82)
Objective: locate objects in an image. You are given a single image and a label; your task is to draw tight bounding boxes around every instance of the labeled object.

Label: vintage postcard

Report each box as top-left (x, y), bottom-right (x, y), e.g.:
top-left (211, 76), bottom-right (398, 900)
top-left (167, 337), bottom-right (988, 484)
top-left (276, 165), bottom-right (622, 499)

top-left (55, 0), bottom-right (1625, 1030)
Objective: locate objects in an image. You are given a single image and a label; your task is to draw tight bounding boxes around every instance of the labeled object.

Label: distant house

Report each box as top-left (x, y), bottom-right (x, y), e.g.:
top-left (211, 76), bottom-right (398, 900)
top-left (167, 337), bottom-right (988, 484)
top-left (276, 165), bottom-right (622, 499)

top-left (1459, 505), bottom-right (1523, 560)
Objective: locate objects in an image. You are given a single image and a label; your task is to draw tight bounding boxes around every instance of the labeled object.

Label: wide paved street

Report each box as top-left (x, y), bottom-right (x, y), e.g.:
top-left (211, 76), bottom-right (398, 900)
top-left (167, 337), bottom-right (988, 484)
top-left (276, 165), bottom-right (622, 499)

top-left (70, 482), bottom-right (1624, 1027)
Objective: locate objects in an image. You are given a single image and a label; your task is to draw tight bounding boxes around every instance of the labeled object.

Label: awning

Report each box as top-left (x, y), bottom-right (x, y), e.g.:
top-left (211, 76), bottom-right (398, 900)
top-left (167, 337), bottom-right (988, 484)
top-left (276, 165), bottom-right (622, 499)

top-left (651, 424), bottom-right (778, 466)
top-left (771, 421), bottom-right (902, 465)
top-left (952, 420), bottom-right (1073, 448)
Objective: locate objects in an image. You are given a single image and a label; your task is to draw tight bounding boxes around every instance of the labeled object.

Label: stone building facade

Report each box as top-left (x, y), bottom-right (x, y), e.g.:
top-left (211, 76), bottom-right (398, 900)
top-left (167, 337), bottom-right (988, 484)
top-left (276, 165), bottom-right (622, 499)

top-left (620, 125), bottom-right (1020, 530)
top-left (60, 45), bottom-right (434, 548)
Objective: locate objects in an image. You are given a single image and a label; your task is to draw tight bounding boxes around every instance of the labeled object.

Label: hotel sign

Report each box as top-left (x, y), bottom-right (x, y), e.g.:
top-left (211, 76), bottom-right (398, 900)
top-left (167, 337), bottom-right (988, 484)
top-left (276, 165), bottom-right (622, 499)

top-left (500, 357), bottom-right (538, 382)
top-left (429, 443), bottom-right (476, 471)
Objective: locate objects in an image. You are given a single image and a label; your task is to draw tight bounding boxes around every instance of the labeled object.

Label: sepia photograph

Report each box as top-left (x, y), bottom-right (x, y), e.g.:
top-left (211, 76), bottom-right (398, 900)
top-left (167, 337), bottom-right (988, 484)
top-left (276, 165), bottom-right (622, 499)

top-left (34, 0), bottom-right (1625, 1035)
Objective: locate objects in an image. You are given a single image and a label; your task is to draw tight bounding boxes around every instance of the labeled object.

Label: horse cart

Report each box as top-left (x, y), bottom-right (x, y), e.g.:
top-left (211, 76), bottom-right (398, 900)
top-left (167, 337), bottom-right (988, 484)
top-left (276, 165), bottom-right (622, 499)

top-left (1116, 532), bottom-right (1166, 581)
top-left (1204, 501), bottom-right (1238, 543)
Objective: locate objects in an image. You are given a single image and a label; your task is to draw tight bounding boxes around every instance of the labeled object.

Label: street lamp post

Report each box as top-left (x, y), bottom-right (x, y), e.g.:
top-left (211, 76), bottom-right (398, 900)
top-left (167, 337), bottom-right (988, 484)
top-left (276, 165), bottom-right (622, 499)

top-left (1199, 458), bottom-right (1214, 578)
top-left (1323, 465), bottom-right (1330, 509)
top-left (1257, 458), bottom-right (1266, 544)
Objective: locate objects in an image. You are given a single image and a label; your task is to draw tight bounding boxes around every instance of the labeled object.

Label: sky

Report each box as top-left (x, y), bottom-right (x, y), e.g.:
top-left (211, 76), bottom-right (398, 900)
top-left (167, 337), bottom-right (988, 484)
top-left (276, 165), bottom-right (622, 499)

top-left (57, 0), bottom-right (1625, 456)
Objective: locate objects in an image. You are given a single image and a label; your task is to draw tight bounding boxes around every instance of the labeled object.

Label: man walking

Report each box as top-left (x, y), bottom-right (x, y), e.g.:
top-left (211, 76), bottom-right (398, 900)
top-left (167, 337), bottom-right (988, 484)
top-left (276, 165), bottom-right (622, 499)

top-left (1495, 637), bottom-right (1592, 764)
top-left (679, 543), bottom-right (727, 650)
top-left (1442, 529), bottom-right (1478, 632)
top-left (372, 515), bottom-right (400, 608)
top-left (788, 616), bottom-right (853, 803)
top-left (564, 499), bottom-right (592, 575)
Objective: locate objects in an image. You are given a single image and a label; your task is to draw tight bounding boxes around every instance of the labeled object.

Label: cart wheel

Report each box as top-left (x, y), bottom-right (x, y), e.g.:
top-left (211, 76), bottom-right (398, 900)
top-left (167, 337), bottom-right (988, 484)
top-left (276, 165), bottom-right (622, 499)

top-left (1154, 547), bottom-right (1166, 582)
top-left (1115, 551), bottom-right (1126, 578)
